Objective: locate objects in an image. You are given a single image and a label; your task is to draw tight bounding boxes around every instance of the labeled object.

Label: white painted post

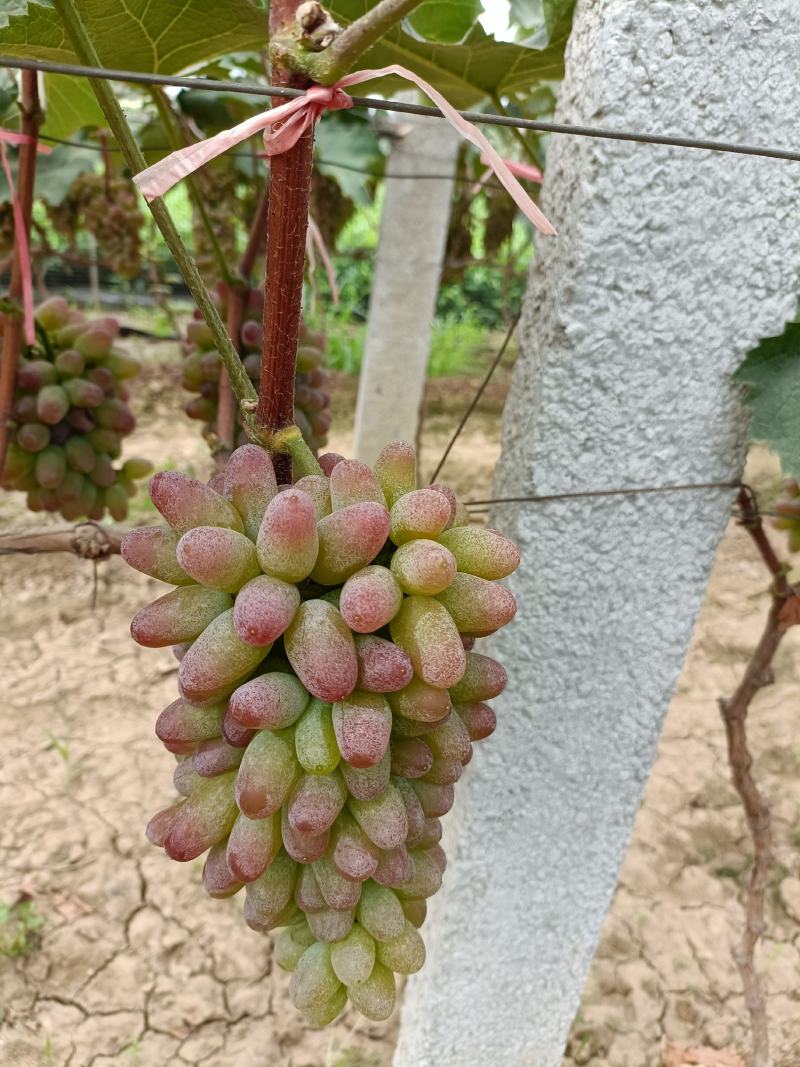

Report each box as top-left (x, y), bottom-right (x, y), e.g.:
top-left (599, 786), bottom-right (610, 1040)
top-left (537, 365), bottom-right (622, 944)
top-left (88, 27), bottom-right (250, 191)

top-left (352, 110), bottom-right (458, 465)
top-left (394, 2), bottom-right (800, 1065)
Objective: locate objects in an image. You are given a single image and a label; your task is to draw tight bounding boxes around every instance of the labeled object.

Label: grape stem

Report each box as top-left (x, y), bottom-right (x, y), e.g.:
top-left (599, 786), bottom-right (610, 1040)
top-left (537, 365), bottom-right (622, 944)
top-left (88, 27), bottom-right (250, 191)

top-left (53, 0), bottom-right (258, 416)
top-left (149, 87), bottom-right (238, 291)
top-left (718, 485), bottom-right (799, 1067)
top-left (0, 69), bottom-right (42, 480)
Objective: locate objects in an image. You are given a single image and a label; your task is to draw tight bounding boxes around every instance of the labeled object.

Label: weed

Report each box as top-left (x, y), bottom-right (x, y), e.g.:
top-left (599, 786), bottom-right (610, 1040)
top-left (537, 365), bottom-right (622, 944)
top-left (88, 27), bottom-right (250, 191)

top-left (0, 897), bottom-right (44, 957)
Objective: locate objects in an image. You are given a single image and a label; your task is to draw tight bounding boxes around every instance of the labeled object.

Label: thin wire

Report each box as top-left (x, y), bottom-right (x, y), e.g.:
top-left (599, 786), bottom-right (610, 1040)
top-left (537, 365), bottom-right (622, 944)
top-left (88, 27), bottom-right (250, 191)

top-left (35, 132), bottom-right (503, 187)
top-left (465, 480), bottom-right (741, 511)
top-left (3, 56), bottom-right (800, 164)
top-left (429, 311), bottom-right (520, 485)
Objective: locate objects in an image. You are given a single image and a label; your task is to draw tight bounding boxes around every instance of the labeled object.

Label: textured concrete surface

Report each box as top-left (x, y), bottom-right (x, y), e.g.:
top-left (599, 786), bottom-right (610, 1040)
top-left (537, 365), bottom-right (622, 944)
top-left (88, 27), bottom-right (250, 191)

top-left (394, 3), bottom-right (800, 1065)
top-left (353, 109), bottom-right (458, 464)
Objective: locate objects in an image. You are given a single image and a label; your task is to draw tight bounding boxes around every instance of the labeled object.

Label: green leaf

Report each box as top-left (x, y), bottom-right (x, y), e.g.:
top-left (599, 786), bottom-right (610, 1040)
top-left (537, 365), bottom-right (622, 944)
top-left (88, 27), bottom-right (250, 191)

top-left (326, 2), bottom-right (573, 107)
top-left (314, 113), bottom-right (383, 202)
top-left (509, 0), bottom-right (575, 44)
top-left (42, 73), bottom-right (104, 139)
top-left (0, 0), bottom-right (268, 73)
top-left (407, 0), bottom-right (484, 45)
top-left (734, 320), bottom-right (800, 476)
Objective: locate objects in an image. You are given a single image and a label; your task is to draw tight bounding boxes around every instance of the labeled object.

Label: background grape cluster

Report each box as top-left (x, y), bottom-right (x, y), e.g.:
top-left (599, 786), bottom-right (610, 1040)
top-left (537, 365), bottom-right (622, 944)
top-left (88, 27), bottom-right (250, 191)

top-left (0, 297), bottom-right (151, 520)
top-left (181, 284), bottom-right (332, 454)
top-left (47, 172), bottom-right (144, 279)
top-left (123, 440), bottom-right (519, 1024)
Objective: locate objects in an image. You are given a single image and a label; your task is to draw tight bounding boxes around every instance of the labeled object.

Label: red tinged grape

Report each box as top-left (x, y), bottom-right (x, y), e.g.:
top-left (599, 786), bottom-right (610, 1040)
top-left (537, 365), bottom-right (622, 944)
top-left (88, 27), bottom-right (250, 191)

top-left (390, 538), bottom-right (457, 596)
top-left (256, 488), bottom-right (319, 583)
top-left (121, 526), bottom-right (193, 586)
top-left (203, 840), bottom-right (243, 899)
top-left (456, 701), bottom-right (498, 742)
top-left (123, 438), bottom-right (521, 1027)
top-left (339, 565), bottom-right (403, 634)
top-left (333, 692), bottom-right (392, 768)
top-left (372, 845), bottom-right (411, 889)
top-left (226, 811), bottom-right (282, 883)
top-left (389, 597), bottom-right (466, 689)
top-left (329, 459), bottom-right (386, 510)
top-left (146, 802), bottom-right (183, 847)
top-left (354, 635), bottom-right (413, 693)
top-left (282, 808), bottom-right (331, 864)
top-left (179, 610), bottom-right (269, 704)
top-left (150, 472), bottom-right (244, 535)
top-left (233, 575), bottom-right (300, 647)
top-left (311, 502), bottom-right (391, 585)
top-left (16, 423), bottom-right (50, 453)
top-left (18, 360), bottom-right (58, 390)
top-left (235, 728), bottom-right (299, 819)
top-left (448, 652), bottom-right (507, 703)
top-left (318, 452), bottom-right (344, 475)
top-left (36, 385), bottom-right (70, 425)
top-left (155, 699), bottom-right (225, 746)
top-left (163, 772), bottom-right (238, 862)
top-left (229, 673), bottom-right (308, 730)
top-left (284, 600), bottom-right (358, 702)
top-left (389, 488), bottom-right (452, 545)
top-left (286, 764), bottom-right (347, 839)
top-left (130, 586), bottom-right (233, 648)
top-left (223, 444), bottom-right (278, 540)
top-left (176, 527), bottom-right (260, 592)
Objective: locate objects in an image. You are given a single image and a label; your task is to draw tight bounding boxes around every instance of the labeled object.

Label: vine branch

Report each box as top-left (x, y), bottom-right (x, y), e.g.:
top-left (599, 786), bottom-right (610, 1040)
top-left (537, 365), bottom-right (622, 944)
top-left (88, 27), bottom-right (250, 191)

top-left (0, 69), bottom-right (42, 478)
top-left (717, 486), bottom-right (800, 1067)
top-left (53, 0), bottom-right (257, 416)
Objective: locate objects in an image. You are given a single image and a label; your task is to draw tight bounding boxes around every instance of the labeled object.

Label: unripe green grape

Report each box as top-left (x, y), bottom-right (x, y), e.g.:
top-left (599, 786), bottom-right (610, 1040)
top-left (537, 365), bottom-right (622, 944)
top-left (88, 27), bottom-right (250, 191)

top-left (178, 609), bottom-right (269, 704)
top-left (389, 596), bottom-right (466, 689)
top-left (340, 747), bottom-right (391, 801)
top-left (375, 919), bottom-right (425, 974)
top-left (435, 572), bottom-right (517, 635)
top-left (36, 384), bottom-right (70, 425)
top-left (35, 296), bottom-right (69, 331)
top-left (235, 728), bottom-right (299, 819)
top-left (35, 445), bottom-right (67, 489)
top-left (163, 771), bottom-right (238, 862)
top-left (349, 782), bottom-right (408, 850)
top-left (244, 849), bottom-right (297, 929)
top-left (289, 941), bottom-right (342, 1013)
top-left (53, 348), bottom-right (84, 377)
top-left (330, 923), bottom-right (376, 985)
top-left (155, 699), bottom-right (226, 748)
top-left (64, 435), bottom-right (96, 473)
top-left (294, 699), bottom-right (340, 775)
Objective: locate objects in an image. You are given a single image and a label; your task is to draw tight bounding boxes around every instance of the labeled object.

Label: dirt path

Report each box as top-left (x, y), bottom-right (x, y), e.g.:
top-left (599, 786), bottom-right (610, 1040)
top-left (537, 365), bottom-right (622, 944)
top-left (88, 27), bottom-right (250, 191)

top-left (0, 359), bottom-right (798, 1066)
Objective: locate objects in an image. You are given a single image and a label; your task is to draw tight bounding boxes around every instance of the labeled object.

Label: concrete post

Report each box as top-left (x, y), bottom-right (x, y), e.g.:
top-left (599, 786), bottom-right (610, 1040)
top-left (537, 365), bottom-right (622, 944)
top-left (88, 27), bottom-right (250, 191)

top-left (394, 2), bottom-right (800, 1065)
top-left (352, 110), bottom-right (458, 465)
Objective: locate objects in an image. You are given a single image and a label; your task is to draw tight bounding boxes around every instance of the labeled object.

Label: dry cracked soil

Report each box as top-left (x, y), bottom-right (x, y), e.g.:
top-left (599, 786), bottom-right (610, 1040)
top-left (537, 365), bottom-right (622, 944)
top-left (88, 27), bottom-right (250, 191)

top-left (1, 350), bottom-right (799, 1067)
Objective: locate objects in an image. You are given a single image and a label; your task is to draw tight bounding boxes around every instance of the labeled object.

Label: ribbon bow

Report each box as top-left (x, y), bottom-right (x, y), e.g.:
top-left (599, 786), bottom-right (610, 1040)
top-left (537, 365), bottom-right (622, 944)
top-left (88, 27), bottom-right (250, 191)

top-left (134, 65), bottom-right (555, 237)
top-left (0, 130), bottom-right (52, 346)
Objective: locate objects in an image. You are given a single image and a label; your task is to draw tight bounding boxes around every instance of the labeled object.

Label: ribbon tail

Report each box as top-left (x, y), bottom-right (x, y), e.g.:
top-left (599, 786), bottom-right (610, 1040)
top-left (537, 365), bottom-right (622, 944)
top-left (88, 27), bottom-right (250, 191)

top-left (337, 66), bottom-right (557, 236)
top-left (133, 96), bottom-right (312, 201)
top-left (0, 142), bottom-right (35, 346)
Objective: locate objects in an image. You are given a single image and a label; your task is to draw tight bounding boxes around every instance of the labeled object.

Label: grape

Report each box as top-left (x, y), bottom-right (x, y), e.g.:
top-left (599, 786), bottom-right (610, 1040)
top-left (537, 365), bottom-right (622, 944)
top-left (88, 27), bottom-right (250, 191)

top-left (48, 173), bottom-right (143, 278)
top-left (127, 439), bottom-right (520, 1025)
top-left (339, 565), bottom-right (403, 633)
top-left (229, 672), bottom-right (309, 730)
top-left (181, 284), bottom-right (332, 454)
top-left (2, 300), bottom-right (148, 521)
top-left (330, 923), bottom-right (376, 985)
top-left (332, 692), bottom-right (392, 768)
top-left (130, 586), bottom-right (233, 648)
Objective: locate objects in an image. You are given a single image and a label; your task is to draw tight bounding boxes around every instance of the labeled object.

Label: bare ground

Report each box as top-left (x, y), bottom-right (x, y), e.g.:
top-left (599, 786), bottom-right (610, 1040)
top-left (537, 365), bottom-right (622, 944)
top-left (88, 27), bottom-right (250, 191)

top-left (0, 355), bottom-right (798, 1067)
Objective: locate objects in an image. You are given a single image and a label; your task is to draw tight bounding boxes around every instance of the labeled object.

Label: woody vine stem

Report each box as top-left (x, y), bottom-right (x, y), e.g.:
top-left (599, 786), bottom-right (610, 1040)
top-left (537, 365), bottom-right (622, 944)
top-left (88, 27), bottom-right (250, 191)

top-left (55, 0), bottom-right (425, 479)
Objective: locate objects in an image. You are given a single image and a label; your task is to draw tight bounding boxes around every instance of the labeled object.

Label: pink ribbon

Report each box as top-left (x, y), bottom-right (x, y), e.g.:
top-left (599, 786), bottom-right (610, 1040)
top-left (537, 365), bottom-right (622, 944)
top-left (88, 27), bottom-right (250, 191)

top-left (0, 129), bottom-right (51, 345)
top-left (133, 65), bottom-right (556, 237)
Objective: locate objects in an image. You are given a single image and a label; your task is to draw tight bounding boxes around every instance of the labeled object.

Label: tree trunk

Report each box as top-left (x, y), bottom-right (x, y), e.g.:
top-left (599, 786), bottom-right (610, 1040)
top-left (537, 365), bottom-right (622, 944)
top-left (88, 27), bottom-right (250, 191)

top-left (393, 2), bottom-right (800, 1064)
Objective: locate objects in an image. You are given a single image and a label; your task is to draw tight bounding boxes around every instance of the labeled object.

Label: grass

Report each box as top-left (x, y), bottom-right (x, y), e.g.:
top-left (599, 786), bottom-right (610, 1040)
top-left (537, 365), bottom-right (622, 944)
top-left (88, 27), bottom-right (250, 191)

top-left (307, 306), bottom-right (503, 378)
top-left (0, 898), bottom-right (44, 957)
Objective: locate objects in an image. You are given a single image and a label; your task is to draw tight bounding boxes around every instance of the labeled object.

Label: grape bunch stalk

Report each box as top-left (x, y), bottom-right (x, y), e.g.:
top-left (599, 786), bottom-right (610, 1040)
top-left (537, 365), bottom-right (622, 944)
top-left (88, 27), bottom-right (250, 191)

top-left (0, 297), bottom-right (152, 520)
top-left (181, 284), bottom-right (332, 454)
top-left (123, 440), bottom-right (519, 1024)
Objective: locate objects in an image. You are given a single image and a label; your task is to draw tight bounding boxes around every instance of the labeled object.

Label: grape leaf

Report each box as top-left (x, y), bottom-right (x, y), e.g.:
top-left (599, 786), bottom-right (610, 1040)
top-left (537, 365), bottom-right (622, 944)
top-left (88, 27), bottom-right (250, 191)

top-left (406, 0), bottom-right (484, 45)
top-left (42, 73), bottom-right (104, 139)
top-left (325, 2), bottom-right (573, 106)
top-left (0, 0), bottom-right (268, 72)
top-left (733, 320), bottom-right (800, 476)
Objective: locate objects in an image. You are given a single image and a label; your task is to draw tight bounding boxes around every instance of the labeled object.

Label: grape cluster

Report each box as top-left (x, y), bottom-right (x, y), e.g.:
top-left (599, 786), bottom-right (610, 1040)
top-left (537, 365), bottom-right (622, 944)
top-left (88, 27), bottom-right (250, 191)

top-left (124, 441), bottom-right (519, 1025)
top-left (48, 173), bottom-right (144, 279)
top-left (182, 284), bottom-right (331, 453)
top-left (771, 478), bottom-right (800, 551)
top-left (0, 297), bottom-right (152, 521)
